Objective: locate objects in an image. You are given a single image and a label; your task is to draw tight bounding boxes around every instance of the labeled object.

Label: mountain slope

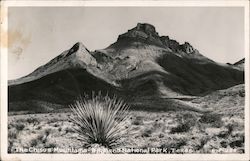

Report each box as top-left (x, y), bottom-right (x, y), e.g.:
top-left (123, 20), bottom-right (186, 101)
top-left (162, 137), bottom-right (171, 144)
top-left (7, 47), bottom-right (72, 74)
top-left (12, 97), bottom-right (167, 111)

top-left (9, 68), bottom-right (121, 112)
top-left (8, 23), bottom-right (244, 112)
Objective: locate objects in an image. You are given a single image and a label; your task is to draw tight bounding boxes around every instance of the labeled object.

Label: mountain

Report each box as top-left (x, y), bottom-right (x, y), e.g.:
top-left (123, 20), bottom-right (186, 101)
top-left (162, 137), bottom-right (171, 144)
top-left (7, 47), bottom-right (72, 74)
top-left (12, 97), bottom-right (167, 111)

top-left (227, 58), bottom-right (245, 71)
top-left (233, 58), bottom-right (245, 70)
top-left (8, 23), bottom-right (244, 113)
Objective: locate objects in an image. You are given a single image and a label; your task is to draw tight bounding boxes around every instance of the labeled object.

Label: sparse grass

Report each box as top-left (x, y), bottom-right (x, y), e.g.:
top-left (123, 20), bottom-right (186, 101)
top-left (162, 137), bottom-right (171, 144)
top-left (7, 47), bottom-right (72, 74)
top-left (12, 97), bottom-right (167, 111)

top-left (69, 93), bottom-right (130, 148)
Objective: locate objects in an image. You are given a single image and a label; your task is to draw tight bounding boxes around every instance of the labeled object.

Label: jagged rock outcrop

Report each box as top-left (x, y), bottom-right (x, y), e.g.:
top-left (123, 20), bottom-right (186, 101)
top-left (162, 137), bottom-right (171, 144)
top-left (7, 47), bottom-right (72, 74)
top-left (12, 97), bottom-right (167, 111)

top-left (179, 42), bottom-right (195, 54)
top-left (160, 36), bottom-right (180, 51)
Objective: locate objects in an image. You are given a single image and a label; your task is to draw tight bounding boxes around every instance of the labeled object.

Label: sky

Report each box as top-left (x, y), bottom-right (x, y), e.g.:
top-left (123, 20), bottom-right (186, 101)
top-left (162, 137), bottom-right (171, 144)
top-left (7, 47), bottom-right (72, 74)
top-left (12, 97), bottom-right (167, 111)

top-left (8, 7), bottom-right (245, 80)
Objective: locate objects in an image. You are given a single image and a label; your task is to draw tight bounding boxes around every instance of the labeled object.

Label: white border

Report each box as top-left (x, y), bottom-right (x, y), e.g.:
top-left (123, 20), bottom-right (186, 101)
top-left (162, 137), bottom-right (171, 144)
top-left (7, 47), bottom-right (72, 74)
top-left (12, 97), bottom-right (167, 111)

top-left (1, 1), bottom-right (249, 161)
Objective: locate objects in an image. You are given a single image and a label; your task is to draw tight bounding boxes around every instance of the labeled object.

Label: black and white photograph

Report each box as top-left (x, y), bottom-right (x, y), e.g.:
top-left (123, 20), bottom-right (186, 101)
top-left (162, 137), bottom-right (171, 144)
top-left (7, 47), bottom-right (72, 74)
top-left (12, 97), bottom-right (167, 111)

top-left (1, 1), bottom-right (249, 161)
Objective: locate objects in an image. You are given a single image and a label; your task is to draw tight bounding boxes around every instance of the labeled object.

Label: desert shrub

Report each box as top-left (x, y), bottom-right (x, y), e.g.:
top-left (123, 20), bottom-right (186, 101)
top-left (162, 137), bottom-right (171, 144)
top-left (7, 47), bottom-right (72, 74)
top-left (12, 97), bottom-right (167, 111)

top-left (44, 128), bottom-right (51, 136)
top-left (170, 123), bottom-right (191, 133)
top-left (36, 133), bottom-right (47, 144)
top-left (141, 129), bottom-right (152, 137)
top-left (35, 129), bottom-right (51, 144)
top-left (8, 124), bottom-right (12, 129)
top-left (132, 116), bottom-right (144, 125)
top-left (26, 117), bottom-right (39, 124)
top-left (8, 129), bottom-right (17, 139)
top-left (225, 120), bottom-right (242, 135)
top-left (199, 113), bottom-right (223, 127)
top-left (53, 123), bottom-right (59, 127)
top-left (30, 138), bottom-right (38, 147)
top-left (170, 113), bottom-right (197, 133)
top-left (69, 93), bottom-right (130, 148)
top-left (64, 127), bottom-right (75, 134)
top-left (239, 90), bottom-right (245, 97)
top-left (15, 123), bottom-right (25, 131)
top-left (160, 137), bottom-right (187, 151)
top-left (48, 118), bottom-right (59, 124)
top-left (194, 135), bottom-right (210, 150)
top-left (36, 126), bottom-right (42, 130)
top-left (229, 137), bottom-right (244, 148)
top-left (45, 142), bottom-right (57, 149)
top-left (158, 133), bottom-right (164, 138)
top-left (220, 140), bottom-right (228, 148)
top-left (37, 134), bottom-right (44, 141)
top-left (8, 140), bottom-right (14, 153)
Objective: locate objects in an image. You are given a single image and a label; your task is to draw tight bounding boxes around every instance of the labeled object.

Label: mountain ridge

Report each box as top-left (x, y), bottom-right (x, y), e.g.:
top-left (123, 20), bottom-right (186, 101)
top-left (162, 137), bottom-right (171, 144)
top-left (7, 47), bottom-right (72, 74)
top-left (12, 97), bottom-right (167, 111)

top-left (8, 23), bottom-right (244, 112)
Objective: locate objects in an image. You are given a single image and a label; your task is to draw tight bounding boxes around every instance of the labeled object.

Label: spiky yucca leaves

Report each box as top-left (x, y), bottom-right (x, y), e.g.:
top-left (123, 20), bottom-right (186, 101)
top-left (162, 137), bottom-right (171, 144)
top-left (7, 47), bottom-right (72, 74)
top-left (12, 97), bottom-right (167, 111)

top-left (69, 93), bottom-right (130, 149)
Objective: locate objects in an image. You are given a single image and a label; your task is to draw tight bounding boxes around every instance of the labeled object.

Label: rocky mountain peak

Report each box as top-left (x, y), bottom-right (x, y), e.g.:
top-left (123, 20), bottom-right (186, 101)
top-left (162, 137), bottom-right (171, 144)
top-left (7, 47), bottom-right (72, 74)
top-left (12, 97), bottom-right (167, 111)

top-left (116, 23), bottom-right (196, 54)
top-left (67, 42), bottom-right (90, 56)
top-left (135, 23), bottom-right (159, 37)
top-left (117, 23), bottom-right (163, 46)
top-left (66, 42), bottom-right (97, 66)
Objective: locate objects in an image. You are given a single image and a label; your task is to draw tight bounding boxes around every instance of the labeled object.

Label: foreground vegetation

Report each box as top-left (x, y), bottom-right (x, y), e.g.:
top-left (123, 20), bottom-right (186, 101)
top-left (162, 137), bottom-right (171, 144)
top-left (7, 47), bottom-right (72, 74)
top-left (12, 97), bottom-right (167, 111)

top-left (8, 110), bottom-right (244, 154)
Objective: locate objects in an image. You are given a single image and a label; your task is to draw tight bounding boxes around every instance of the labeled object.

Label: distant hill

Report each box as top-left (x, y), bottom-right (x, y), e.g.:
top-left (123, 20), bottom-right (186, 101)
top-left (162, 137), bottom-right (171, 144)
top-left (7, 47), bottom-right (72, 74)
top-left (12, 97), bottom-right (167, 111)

top-left (191, 84), bottom-right (244, 117)
top-left (8, 23), bottom-right (244, 113)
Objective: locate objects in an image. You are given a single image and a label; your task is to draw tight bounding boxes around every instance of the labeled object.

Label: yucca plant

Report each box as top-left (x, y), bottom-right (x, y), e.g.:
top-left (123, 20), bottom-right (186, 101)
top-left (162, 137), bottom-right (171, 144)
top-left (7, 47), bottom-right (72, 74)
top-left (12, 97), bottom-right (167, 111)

top-left (69, 93), bottom-right (130, 149)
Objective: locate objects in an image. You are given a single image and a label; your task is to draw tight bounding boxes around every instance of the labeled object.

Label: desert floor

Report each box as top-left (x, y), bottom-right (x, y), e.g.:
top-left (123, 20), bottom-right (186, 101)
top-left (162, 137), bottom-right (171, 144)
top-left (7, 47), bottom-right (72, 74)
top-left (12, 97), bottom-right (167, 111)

top-left (8, 85), bottom-right (245, 154)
